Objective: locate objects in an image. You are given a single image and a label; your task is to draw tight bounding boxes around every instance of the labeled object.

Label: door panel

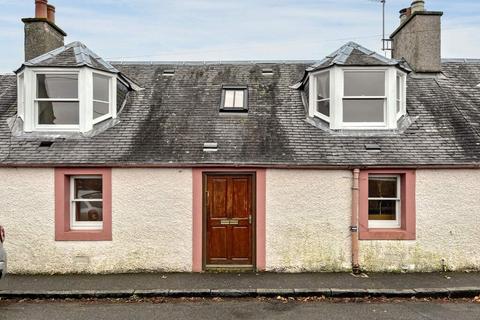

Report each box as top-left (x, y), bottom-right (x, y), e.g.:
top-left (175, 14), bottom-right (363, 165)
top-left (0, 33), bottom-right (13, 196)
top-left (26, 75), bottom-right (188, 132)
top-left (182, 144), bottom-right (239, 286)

top-left (231, 178), bottom-right (249, 219)
top-left (231, 226), bottom-right (250, 261)
top-left (206, 174), bottom-right (254, 267)
top-left (210, 178), bottom-right (228, 219)
top-left (208, 227), bottom-right (227, 261)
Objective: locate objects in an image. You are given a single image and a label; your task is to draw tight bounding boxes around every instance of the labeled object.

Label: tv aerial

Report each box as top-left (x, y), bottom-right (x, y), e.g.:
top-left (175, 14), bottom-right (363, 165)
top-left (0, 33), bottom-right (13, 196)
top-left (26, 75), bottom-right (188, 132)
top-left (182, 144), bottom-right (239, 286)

top-left (368, 0), bottom-right (392, 54)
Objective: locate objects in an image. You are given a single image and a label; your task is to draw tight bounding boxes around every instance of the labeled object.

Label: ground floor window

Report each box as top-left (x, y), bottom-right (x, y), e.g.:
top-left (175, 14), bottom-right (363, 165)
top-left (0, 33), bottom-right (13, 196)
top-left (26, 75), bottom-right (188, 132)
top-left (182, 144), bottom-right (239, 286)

top-left (55, 168), bottom-right (112, 241)
top-left (359, 169), bottom-right (416, 240)
top-left (368, 175), bottom-right (401, 229)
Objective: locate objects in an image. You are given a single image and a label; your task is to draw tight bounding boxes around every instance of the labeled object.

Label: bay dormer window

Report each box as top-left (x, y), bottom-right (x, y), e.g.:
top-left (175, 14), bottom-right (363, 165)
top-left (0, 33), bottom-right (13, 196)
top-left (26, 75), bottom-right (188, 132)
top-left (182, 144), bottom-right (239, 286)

top-left (17, 67), bottom-right (120, 133)
top-left (308, 67), bottom-right (407, 130)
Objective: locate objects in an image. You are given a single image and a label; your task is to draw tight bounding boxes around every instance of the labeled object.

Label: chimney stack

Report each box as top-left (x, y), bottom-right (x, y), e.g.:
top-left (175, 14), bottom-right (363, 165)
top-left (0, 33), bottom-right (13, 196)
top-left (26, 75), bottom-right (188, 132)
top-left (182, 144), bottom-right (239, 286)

top-left (390, 0), bottom-right (443, 73)
top-left (22, 0), bottom-right (67, 61)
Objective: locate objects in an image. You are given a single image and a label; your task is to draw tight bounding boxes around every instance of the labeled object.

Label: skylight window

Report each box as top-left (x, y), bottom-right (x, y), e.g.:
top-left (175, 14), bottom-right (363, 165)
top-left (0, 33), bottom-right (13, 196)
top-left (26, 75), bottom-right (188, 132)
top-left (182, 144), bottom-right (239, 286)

top-left (220, 86), bottom-right (248, 112)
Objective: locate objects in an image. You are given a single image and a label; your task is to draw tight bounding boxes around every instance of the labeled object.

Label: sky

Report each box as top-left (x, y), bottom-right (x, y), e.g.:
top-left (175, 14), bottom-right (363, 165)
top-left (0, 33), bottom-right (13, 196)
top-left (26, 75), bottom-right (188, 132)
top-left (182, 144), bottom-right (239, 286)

top-left (0, 0), bottom-right (479, 73)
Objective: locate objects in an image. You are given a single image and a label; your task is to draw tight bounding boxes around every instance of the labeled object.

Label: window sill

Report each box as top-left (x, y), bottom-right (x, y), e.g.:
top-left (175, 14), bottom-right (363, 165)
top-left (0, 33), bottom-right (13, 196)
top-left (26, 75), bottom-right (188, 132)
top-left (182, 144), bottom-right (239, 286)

top-left (55, 229), bottom-right (112, 241)
top-left (359, 228), bottom-right (415, 240)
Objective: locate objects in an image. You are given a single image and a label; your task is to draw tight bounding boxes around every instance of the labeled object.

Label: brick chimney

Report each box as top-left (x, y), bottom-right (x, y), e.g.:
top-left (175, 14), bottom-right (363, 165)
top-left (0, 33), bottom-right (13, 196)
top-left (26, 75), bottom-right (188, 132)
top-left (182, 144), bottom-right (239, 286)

top-left (22, 0), bottom-right (67, 61)
top-left (390, 1), bottom-right (443, 73)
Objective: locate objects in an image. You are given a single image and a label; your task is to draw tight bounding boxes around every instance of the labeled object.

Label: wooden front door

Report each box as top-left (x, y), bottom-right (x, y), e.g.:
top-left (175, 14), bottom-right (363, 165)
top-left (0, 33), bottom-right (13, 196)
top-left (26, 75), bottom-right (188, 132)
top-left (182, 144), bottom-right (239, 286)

top-left (205, 174), bottom-right (255, 268)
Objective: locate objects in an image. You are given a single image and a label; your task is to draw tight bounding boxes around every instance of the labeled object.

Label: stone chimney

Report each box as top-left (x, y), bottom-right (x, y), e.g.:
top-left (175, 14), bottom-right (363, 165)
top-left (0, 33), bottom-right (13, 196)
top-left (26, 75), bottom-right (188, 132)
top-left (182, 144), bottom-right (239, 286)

top-left (390, 1), bottom-right (443, 73)
top-left (22, 0), bottom-right (67, 61)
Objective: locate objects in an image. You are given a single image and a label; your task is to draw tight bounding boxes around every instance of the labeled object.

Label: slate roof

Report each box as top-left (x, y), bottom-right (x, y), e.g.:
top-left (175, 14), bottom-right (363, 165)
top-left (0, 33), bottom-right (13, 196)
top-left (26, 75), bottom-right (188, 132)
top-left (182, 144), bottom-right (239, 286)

top-left (16, 41), bottom-right (119, 74)
top-left (0, 45), bottom-right (480, 167)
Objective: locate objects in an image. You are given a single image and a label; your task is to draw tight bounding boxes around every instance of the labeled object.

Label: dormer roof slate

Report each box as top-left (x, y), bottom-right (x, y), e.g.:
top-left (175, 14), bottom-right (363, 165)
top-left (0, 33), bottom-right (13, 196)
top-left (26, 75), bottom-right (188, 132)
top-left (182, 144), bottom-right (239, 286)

top-left (15, 41), bottom-right (119, 74)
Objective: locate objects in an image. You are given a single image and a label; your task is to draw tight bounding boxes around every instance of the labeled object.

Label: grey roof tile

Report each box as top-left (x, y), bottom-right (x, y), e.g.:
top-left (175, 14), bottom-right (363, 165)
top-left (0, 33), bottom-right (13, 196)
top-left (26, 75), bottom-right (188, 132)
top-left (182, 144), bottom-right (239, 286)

top-left (0, 54), bottom-right (479, 167)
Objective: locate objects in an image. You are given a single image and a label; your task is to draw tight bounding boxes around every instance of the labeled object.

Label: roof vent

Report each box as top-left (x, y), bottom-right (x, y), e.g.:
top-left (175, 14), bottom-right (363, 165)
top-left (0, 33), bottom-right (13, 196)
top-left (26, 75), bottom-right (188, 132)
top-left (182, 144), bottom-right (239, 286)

top-left (262, 68), bottom-right (274, 76)
top-left (39, 141), bottom-right (54, 148)
top-left (163, 69), bottom-right (175, 76)
top-left (476, 83), bottom-right (480, 88)
top-left (364, 143), bottom-right (381, 151)
top-left (203, 142), bottom-right (218, 152)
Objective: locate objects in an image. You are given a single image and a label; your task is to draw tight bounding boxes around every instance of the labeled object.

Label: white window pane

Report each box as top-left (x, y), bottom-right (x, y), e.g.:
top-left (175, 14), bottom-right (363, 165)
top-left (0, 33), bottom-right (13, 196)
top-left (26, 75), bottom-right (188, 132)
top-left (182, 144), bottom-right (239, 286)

top-left (344, 71), bottom-right (385, 96)
top-left (37, 74), bottom-right (78, 99)
top-left (316, 72), bottom-right (329, 100)
top-left (37, 101), bottom-right (79, 125)
top-left (343, 99), bottom-right (384, 122)
top-left (224, 90), bottom-right (235, 108)
top-left (234, 90), bottom-right (244, 108)
top-left (93, 74), bottom-right (110, 102)
top-left (93, 101), bottom-right (110, 119)
top-left (74, 201), bottom-right (103, 222)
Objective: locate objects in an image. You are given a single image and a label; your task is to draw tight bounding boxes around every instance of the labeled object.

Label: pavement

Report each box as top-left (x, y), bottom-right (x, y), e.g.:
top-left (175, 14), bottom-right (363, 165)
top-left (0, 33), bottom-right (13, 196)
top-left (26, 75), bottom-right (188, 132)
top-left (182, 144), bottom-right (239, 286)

top-left (0, 272), bottom-right (479, 299)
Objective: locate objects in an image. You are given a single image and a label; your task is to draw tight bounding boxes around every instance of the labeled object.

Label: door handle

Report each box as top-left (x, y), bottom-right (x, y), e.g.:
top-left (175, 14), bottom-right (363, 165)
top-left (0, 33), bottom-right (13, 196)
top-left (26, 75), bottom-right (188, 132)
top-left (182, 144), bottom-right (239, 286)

top-left (249, 215), bottom-right (252, 224)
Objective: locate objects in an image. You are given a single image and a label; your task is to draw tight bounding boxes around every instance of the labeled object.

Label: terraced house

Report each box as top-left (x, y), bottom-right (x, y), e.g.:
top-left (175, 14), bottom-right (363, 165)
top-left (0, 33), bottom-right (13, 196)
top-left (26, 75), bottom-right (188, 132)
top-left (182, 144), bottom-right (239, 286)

top-left (0, 0), bottom-right (479, 274)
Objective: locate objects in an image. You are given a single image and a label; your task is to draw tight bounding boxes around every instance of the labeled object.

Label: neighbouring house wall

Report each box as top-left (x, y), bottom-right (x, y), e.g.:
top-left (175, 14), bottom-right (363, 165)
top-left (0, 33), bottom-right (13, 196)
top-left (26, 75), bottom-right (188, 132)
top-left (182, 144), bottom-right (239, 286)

top-left (265, 169), bottom-right (352, 272)
top-left (0, 168), bottom-right (192, 274)
top-left (360, 169), bottom-right (480, 272)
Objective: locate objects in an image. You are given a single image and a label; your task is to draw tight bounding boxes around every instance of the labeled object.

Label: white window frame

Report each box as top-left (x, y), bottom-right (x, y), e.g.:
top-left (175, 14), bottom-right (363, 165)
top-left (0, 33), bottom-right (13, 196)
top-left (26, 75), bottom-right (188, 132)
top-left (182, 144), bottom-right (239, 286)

top-left (17, 72), bottom-right (25, 120)
top-left (21, 67), bottom-right (118, 133)
top-left (92, 70), bottom-right (115, 125)
top-left (70, 175), bottom-right (103, 231)
top-left (33, 70), bottom-right (81, 131)
top-left (310, 69), bottom-right (331, 123)
top-left (307, 66), bottom-right (406, 130)
top-left (368, 175), bottom-right (401, 229)
top-left (396, 71), bottom-right (407, 120)
top-left (341, 68), bottom-right (388, 129)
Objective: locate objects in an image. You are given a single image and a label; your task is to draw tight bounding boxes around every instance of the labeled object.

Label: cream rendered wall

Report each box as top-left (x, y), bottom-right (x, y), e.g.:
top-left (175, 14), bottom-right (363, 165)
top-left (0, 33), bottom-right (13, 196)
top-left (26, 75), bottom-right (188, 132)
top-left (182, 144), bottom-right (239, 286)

top-left (0, 168), bottom-right (192, 274)
top-left (360, 169), bottom-right (480, 272)
top-left (265, 169), bottom-right (352, 272)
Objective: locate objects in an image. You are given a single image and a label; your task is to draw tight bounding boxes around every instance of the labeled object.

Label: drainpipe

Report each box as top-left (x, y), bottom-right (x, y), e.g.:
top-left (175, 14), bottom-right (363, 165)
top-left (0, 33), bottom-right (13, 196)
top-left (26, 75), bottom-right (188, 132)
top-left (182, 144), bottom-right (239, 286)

top-left (351, 169), bottom-right (361, 274)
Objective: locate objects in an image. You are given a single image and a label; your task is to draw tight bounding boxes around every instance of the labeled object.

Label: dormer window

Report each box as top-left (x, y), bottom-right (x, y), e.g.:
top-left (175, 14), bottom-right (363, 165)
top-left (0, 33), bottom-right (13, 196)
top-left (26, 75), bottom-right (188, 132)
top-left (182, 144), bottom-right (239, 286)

top-left (18, 67), bottom-right (119, 133)
top-left (308, 67), bottom-right (407, 130)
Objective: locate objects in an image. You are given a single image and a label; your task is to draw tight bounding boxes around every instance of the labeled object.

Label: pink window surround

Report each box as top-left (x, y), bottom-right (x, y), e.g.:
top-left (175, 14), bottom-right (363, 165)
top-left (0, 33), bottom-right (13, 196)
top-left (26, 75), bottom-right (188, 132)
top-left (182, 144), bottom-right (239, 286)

top-left (192, 168), bottom-right (266, 272)
top-left (358, 169), bottom-right (416, 240)
top-left (55, 168), bottom-right (112, 241)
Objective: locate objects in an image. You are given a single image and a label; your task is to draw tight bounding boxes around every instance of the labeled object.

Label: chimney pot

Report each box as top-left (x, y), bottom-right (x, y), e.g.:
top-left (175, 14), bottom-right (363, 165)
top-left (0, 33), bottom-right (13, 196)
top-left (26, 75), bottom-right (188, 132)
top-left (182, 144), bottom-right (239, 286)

top-left (47, 4), bottom-right (55, 23)
top-left (411, 0), bottom-right (425, 13)
top-left (399, 7), bottom-right (412, 23)
top-left (35, 0), bottom-right (48, 19)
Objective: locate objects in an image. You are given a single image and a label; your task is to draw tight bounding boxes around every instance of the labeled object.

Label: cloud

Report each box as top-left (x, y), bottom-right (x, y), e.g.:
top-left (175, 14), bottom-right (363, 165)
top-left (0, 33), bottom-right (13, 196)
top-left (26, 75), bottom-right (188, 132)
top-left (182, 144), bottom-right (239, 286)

top-left (0, 0), bottom-right (479, 73)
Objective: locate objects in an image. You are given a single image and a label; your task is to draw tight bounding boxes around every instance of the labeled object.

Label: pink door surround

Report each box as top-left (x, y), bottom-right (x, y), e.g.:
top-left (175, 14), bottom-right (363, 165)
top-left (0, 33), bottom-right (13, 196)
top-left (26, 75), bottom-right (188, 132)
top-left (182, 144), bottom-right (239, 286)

top-left (192, 168), bottom-right (266, 272)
